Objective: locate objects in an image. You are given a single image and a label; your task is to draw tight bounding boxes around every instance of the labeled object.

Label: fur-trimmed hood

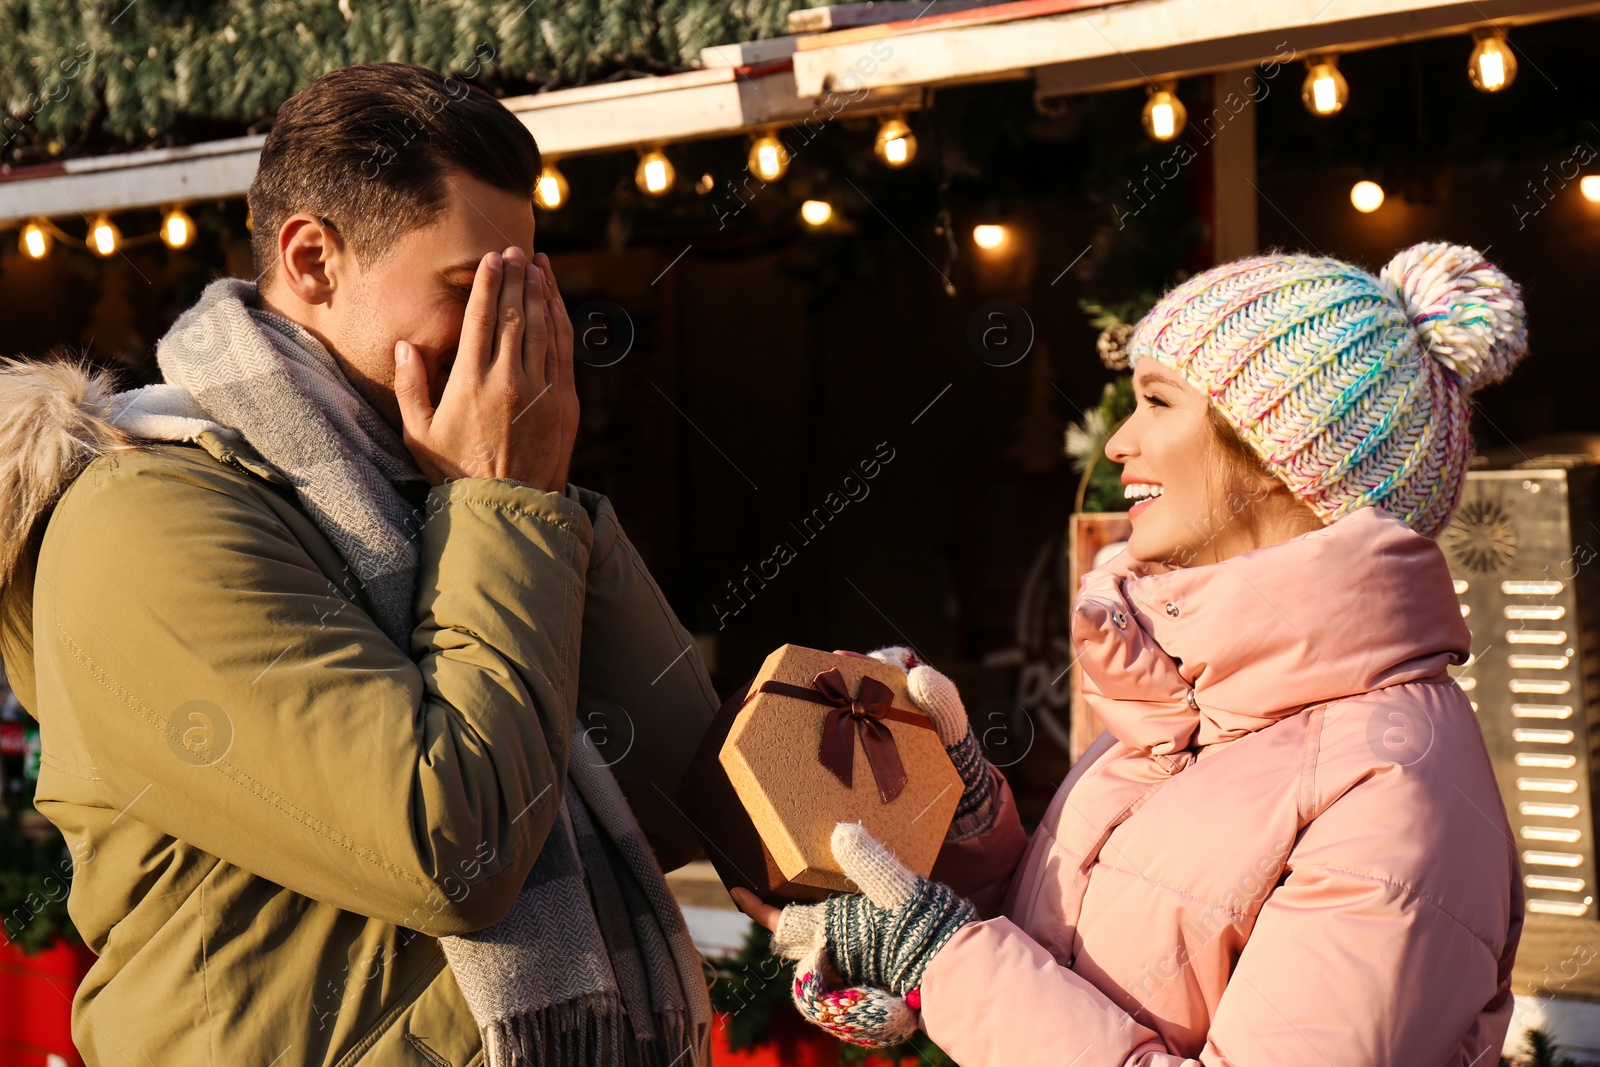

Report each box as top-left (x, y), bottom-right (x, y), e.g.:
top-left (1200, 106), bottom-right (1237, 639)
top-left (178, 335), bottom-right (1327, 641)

top-left (0, 360), bottom-right (230, 638)
top-left (0, 360), bottom-right (134, 608)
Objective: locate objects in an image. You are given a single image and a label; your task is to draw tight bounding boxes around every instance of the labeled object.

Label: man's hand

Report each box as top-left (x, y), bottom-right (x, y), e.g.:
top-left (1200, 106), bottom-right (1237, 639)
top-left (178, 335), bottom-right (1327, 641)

top-left (394, 246), bottom-right (578, 490)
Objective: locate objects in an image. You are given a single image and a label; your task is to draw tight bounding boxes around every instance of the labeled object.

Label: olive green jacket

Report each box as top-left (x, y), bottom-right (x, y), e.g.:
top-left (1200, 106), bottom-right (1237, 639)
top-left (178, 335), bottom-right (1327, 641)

top-left (0, 430), bottom-right (719, 1067)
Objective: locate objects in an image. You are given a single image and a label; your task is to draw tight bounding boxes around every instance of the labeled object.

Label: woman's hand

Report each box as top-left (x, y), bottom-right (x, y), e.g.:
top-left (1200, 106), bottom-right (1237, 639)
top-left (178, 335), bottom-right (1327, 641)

top-left (852, 646), bottom-right (999, 840)
top-left (732, 823), bottom-right (977, 1048)
top-left (733, 822), bottom-right (976, 995)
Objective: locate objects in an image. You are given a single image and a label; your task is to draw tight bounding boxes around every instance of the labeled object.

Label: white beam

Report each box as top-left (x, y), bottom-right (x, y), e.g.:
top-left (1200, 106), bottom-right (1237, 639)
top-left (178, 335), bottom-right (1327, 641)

top-left (507, 66), bottom-right (922, 157)
top-left (0, 67), bottom-right (920, 227)
top-left (787, 0), bottom-right (997, 34)
top-left (0, 136), bottom-right (262, 227)
top-left (793, 0), bottom-right (1600, 98)
top-left (1210, 67), bottom-right (1258, 263)
top-left (2, 0), bottom-right (1596, 226)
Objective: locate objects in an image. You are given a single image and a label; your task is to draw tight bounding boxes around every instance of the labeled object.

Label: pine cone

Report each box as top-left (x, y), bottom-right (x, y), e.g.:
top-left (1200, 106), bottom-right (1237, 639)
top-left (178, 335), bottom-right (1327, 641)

top-left (1097, 323), bottom-right (1133, 371)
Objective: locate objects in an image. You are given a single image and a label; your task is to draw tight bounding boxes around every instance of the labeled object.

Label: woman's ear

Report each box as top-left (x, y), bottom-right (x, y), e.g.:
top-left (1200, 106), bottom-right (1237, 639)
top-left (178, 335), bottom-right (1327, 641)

top-left (1261, 475), bottom-right (1326, 530)
top-left (1252, 469), bottom-right (1286, 499)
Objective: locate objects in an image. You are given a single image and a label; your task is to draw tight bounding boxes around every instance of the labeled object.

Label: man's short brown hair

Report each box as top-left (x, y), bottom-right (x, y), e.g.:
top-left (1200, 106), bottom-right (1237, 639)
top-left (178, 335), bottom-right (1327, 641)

top-left (247, 62), bottom-right (541, 285)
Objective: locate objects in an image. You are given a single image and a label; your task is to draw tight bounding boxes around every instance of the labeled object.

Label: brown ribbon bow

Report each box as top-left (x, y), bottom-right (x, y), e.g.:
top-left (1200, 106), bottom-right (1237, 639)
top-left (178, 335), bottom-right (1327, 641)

top-left (755, 667), bottom-right (933, 804)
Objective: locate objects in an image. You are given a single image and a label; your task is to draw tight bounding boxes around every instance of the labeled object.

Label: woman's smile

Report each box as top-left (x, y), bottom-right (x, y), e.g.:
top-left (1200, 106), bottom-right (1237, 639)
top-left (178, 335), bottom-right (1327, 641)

top-left (1124, 477), bottom-right (1165, 518)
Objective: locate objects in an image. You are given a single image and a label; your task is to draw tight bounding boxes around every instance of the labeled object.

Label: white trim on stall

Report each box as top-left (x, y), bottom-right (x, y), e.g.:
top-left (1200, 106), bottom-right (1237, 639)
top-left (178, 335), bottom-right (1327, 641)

top-left (0, 62), bottom-right (921, 227)
top-left (0, 0), bottom-right (1595, 228)
top-left (0, 135), bottom-right (263, 228)
top-left (790, 0), bottom-right (1600, 99)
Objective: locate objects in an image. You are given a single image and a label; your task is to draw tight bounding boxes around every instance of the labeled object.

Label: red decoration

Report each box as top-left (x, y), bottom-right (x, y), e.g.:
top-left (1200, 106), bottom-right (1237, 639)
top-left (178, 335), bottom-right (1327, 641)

top-left (0, 931), bottom-right (93, 1066)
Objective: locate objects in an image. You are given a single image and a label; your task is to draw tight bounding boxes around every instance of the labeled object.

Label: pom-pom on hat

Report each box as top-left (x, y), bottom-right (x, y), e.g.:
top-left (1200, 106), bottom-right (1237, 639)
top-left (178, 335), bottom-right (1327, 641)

top-left (1125, 242), bottom-right (1529, 539)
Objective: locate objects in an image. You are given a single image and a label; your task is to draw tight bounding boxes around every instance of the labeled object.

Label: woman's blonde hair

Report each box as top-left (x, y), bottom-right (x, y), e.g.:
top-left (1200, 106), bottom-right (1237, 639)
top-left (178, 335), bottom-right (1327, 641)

top-left (1197, 405), bottom-right (1320, 556)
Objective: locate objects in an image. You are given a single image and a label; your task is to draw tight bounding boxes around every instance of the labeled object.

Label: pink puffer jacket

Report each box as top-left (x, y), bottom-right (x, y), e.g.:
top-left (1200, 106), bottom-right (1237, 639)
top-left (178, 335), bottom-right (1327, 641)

top-left (919, 506), bottom-right (1523, 1066)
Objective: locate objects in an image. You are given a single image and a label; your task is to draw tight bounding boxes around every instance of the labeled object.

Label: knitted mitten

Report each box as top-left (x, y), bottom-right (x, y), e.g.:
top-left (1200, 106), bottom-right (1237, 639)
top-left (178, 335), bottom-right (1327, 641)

top-left (771, 823), bottom-right (977, 996)
top-left (866, 646), bottom-right (998, 839)
top-left (788, 955), bottom-right (921, 1048)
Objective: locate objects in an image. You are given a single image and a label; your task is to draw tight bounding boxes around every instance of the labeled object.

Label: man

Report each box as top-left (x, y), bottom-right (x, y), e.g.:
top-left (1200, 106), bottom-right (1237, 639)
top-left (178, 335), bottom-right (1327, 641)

top-left (0, 63), bottom-right (719, 1066)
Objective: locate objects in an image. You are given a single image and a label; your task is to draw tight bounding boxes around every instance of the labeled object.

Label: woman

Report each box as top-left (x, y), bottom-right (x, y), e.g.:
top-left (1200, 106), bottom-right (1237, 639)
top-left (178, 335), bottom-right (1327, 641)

top-left (733, 242), bottom-right (1530, 1065)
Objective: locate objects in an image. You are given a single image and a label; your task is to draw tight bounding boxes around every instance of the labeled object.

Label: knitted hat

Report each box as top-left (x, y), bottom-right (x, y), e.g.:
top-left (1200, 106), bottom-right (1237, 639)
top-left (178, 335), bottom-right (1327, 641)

top-left (1125, 242), bottom-right (1529, 538)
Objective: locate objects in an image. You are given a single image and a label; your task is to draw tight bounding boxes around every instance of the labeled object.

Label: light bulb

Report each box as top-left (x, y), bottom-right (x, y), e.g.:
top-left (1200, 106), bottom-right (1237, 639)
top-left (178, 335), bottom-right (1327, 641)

top-left (1140, 84), bottom-right (1186, 142)
top-left (1581, 176), bottom-right (1600, 203)
top-left (1469, 27), bottom-right (1517, 92)
top-left (161, 206), bottom-right (195, 249)
top-left (635, 149), bottom-right (675, 197)
top-left (1301, 57), bottom-right (1349, 116)
top-left (973, 224), bottom-right (1007, 250)
top-left (1350, 180), bottom-right (1385, 214)
top-left (535, 164), bottom-right (569, 210)
top-left (748, 132), bottom-right (790, 182)
top-left (89, 215), bottom-right (120, 257)
top-left (874, 118), bottom-right (917, 168)
top-left (19, 219), bottom-right (51, 259)
top-left (800, 200), bottom-right (833, 226)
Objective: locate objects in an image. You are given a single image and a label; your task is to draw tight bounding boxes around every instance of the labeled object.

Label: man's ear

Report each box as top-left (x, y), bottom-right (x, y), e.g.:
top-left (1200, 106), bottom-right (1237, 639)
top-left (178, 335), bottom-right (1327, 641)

top-left (275, 214), bottom-right (344, 306)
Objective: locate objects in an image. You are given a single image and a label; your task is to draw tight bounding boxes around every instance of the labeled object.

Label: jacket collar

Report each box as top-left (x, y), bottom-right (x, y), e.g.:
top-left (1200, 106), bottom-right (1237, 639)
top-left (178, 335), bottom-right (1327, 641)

top-left (1071, 507), bottom-right (1471, 757)
top-left (192, 428), bottom-right (294, 489)
top-left (191, 429), bottom-right (433, 509)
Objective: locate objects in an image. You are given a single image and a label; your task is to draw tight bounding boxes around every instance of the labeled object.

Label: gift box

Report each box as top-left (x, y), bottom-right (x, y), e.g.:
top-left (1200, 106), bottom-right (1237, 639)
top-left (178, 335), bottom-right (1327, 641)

top-left (677, 645), bottom-right (961, 904)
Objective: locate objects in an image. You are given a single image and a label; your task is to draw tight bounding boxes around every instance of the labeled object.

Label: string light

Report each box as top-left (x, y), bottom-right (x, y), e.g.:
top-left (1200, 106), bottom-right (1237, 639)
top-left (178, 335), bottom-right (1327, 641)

top-left (800, 200), bottom-right (833, 226)
top-left (89, 215), bottom-right (121, 257)
top-left (161, 206), bottom-right (195, 249)
top-left (1301, 57), bottom-right (1349, 116)
top-left (1581, 176), bottom-right (1600, 203)
top-left (16, 210), bottom-right (214, 259)
top-left (973, 224), bottom-right (1008, 250)
top-left (1350, 180), bottom-right (1385, 213)
top-left (1141, 83), bottom-right (1185, 142)
top-left (1469, 27), bottom-right (1517, 92)
top-left (874, 117), bottom-right (917, 168)
top-left (635, 148), bottom-right (675, 197)
top-left (748, 131), bottom-right (790, 182)
top-left (19, 219), bottom-right (52, 259)
top-left (535, 163), bottom-right (569, 210)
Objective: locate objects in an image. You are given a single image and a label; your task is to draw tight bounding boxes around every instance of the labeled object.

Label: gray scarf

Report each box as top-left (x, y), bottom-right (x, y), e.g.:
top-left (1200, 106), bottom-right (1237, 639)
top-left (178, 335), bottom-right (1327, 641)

top-left (109, 278), bottom-right (712, 1067)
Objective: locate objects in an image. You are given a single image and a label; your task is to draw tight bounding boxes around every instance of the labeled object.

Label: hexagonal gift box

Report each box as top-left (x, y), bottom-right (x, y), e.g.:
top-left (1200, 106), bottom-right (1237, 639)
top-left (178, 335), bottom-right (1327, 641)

top-left (718, 645), bottom-right (962, 894)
